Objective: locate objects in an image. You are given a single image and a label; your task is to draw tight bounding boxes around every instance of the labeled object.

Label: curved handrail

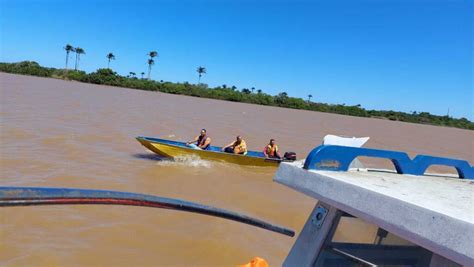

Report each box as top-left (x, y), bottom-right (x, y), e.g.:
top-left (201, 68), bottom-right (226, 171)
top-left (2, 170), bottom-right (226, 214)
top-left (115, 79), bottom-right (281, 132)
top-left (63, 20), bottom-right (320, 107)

top-left (303, 145), bottom-right (474, 179)
top-left (0, 187), bottom-right (295, 237)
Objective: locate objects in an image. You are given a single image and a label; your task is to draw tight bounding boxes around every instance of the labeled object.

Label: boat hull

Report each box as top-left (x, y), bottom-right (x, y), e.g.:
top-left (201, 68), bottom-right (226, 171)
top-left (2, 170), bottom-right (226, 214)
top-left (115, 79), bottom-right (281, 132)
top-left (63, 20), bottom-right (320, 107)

top-left (136, 136), bottom-right (281, 167)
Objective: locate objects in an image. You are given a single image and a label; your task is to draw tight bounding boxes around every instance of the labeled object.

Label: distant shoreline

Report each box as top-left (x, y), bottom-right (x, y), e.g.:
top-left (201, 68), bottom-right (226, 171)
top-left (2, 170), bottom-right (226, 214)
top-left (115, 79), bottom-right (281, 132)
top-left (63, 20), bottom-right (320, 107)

top-left (1, 61), bottom-right (472, 130)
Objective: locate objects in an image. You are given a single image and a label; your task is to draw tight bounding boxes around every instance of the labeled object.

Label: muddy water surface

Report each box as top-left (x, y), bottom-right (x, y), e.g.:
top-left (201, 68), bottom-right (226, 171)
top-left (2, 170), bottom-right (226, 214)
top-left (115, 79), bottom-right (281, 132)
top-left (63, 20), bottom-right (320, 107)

top-left (1, 73), bottom-right (473, 266)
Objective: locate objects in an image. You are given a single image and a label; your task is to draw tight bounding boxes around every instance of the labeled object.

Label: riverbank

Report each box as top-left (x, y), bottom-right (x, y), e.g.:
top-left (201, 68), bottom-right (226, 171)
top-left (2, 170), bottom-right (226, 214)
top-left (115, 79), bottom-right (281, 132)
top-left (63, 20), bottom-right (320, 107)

top-left (1, 61), bottom-right (472, 130)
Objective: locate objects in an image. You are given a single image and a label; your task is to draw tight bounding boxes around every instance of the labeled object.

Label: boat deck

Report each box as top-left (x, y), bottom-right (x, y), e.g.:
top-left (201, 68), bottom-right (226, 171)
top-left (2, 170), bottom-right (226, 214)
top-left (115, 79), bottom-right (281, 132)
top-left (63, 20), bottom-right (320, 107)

top-left (274, 161), bottom-right (474, 265)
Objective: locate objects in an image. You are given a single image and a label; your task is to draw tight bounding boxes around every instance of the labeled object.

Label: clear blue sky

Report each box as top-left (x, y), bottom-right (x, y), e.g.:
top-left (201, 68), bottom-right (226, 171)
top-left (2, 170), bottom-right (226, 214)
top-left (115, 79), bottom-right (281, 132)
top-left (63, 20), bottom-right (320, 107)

top-left (1, 0), bottom-right (472, 120)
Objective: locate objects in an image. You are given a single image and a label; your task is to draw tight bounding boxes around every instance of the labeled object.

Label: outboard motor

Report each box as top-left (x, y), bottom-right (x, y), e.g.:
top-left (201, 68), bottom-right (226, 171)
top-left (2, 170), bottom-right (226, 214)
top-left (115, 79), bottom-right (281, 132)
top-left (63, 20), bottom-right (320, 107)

top-left (284, 152), bottom-right (297, 161)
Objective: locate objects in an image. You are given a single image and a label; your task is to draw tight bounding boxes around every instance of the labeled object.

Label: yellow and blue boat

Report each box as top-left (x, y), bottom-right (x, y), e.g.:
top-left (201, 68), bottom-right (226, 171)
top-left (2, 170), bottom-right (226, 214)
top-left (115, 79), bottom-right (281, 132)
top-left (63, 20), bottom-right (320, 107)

top-left (136, 136), bottom-right (284, 167)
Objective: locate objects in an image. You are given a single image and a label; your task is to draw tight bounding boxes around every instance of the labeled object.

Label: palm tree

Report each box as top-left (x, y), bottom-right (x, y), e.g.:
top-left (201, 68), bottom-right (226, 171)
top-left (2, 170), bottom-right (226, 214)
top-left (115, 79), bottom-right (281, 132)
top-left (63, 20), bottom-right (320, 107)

top-left (196, 66), bottom-right (206, 83)
top-left (257, 89), bottom-right (262, 94)
top-left (106, 53), bottom-right (115, 69)
top-left (147, 51), bottom-right (158, 80)
top-left (148, 51), bottom-right (158, 58)
top-left (308, 94), bottom-right (313, 102)
top-left (64, 44), bottom-right (74, 70)
top-left (251, 87), bottom-right (255, 93)
top-left (74, 47), bottom-right (85, 71)
top-left (147, 59), bottom-right (155, 79)
top-left (129, 72), bottom-right (136, 78)
top-left (140, 72), bottom-right (145, 79)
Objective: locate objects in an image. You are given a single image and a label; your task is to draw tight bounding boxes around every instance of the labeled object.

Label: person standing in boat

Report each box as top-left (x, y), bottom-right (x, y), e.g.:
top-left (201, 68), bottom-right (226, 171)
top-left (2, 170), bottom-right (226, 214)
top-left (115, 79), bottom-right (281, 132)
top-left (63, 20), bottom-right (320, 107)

top-left (222, 135), bottom-right (247, 155)
top-left (263, 139), bottom-right (282, 159)
top-left (186, 129), bottom-right (211, 150)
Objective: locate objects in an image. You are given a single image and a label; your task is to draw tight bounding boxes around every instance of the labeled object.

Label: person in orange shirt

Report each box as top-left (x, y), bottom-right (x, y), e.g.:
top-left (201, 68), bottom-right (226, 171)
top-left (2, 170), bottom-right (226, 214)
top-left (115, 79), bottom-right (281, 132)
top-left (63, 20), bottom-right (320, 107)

top-left (222, 135), bottom-right (247, 155)
top-left (263, 139), bottom-right (281, 159)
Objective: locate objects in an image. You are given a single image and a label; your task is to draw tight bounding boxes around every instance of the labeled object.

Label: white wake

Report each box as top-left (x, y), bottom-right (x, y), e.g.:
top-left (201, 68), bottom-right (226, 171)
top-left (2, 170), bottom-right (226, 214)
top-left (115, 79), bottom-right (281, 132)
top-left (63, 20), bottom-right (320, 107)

top-left (155, 155), bottom-right (212, 168)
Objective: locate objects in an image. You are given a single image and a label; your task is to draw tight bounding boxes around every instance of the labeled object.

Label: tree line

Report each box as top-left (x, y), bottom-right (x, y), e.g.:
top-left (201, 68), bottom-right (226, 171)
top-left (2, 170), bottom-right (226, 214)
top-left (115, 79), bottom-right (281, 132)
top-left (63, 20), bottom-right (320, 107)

top-left (63, 44), bottom-right (205, 83)
top-left (0, 60), bottom-right (472, 130)
top-left (64, 44), bottom-right (165, 81)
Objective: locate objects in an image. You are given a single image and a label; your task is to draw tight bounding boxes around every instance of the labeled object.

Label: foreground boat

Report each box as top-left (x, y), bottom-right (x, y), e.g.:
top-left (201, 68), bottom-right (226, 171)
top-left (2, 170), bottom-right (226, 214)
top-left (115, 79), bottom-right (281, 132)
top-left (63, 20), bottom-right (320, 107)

top-left (136, 136), bottom-right (285, 167)
top-left (276, 145), bottom-right (473, 266)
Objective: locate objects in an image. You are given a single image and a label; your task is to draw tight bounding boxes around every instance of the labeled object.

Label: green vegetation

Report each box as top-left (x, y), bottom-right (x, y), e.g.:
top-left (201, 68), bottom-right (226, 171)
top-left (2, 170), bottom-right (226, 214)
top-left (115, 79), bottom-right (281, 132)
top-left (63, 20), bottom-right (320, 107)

top-left (0, 61), bottom-right (472, 130)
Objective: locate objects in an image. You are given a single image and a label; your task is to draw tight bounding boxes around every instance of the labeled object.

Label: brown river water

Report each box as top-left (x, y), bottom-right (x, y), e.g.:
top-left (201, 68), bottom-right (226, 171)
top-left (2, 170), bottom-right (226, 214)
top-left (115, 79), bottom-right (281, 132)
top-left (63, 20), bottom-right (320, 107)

top-left (0, 73), bottom-right (473, 266)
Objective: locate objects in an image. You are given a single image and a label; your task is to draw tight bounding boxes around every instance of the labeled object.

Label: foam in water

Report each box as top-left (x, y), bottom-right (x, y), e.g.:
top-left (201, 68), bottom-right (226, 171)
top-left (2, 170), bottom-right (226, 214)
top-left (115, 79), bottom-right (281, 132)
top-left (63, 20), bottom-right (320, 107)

top-left (155, 155), bottom-right (212, 168)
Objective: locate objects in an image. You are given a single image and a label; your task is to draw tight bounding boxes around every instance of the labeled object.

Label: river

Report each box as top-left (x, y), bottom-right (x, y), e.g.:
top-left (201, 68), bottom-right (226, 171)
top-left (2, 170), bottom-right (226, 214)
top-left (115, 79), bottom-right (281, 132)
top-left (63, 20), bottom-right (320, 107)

top-left (1, 73), bottom-right (472, 266)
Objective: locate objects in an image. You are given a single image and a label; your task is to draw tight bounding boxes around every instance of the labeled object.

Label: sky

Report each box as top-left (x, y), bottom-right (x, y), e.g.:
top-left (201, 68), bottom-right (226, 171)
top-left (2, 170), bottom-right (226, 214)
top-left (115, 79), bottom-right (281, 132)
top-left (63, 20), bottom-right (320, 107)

top-left (1, 0), bottom-right (472, 120)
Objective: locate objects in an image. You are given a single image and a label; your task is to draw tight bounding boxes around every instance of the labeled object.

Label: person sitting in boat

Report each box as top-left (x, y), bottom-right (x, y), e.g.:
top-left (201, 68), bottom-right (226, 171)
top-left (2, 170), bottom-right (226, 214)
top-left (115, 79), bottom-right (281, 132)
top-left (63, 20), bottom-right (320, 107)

top-left (222, 135), bottom-right (247, 155)
top-left (263, 139), bottom-right (282, 159)
top-left (186, 129), bottom-right (211, 150)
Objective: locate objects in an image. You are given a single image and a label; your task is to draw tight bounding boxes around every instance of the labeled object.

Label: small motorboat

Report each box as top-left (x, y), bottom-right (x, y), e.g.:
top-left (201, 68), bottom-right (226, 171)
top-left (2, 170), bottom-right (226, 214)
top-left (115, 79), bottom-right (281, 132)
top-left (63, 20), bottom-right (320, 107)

top-left (136, 136), bottom-right (289, 167)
